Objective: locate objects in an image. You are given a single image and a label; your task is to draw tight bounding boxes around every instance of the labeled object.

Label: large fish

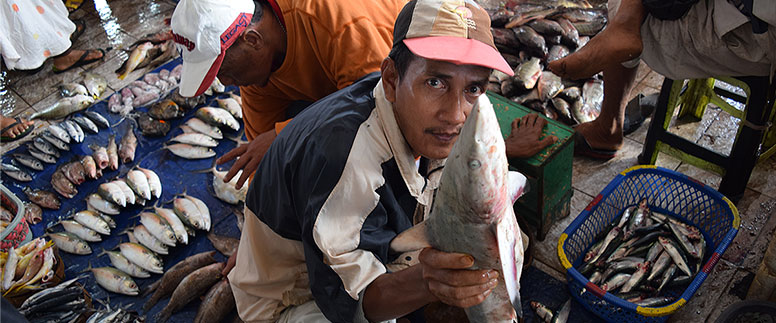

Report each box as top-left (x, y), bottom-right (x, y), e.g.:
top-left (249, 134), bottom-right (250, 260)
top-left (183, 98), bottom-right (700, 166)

top-left (391, 95), bottom-right (528, 322)
top-left (30, 95), bottom-right (94, 120)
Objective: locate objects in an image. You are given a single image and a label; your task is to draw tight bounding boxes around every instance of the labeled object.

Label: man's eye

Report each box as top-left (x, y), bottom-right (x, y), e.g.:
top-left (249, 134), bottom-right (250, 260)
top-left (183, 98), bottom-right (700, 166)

top-left (427, 78), bottom-right (443, 89)
top-left (466, 86), bottom-right (483, 95)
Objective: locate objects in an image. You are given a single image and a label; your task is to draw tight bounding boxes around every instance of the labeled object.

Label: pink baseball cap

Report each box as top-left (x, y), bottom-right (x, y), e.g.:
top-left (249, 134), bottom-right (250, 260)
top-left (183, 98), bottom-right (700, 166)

top-left (171, 0), bottom-right (255, 96)
top-left (392, 0), bottom-right (513, 76)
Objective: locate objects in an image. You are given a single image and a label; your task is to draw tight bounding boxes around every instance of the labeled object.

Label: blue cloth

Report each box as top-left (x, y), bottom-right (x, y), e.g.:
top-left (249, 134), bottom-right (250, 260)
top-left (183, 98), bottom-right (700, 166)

top-left (1, 58), bottom-right (243, 322)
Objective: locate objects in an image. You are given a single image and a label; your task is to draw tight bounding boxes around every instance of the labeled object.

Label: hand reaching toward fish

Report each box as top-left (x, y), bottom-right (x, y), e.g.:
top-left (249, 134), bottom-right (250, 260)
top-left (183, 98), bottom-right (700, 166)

top-left (217, 129), bottom-right (277, 189)
top-left (418, 248), bottom-right (499, 308)
top-left (505, 113), bottom-right (557, 159)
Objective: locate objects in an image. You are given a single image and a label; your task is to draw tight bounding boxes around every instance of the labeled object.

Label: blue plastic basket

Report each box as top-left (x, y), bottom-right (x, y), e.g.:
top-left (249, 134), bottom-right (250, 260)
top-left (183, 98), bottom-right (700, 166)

top-left (557, 165), bottom-right (740, 322)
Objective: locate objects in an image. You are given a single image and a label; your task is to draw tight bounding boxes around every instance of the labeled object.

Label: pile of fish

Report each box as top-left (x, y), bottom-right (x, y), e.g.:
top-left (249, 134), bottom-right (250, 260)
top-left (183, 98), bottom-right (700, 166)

top-left (140, 250), bottom-right (232, 323)
top-left (1, 238), bottom-right (57, 295)
top-left (164, 89), bottom-right (243, 160)
top-left (16, 277), bottom-right (92, 323)
top-left (85, 304), bottom-right (143, 323)
top-left (48, 166), bottom-right (162, 257)
top-left (576, 199), bottom-right (707, 307)
top-left (486, 1), bottom-right (606, 125)
top-left (29, 72), bottom-right (108, 120)
top-left (81, 191), bottom-right (212, 296)
top-left (116, 31), bottom-right (178, 81)
top-left (109, 65), bottom-right (182, 116)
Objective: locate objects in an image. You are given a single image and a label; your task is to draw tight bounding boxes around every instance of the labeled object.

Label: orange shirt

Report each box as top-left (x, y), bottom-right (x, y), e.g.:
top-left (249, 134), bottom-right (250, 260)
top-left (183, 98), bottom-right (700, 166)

top-left (240, 0), bottom-right (406, 140)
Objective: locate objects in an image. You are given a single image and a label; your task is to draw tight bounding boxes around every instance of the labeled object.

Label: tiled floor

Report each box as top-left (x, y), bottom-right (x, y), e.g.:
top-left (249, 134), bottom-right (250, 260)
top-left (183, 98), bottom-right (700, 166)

top-left (1, 1), bottom-right (774, 322)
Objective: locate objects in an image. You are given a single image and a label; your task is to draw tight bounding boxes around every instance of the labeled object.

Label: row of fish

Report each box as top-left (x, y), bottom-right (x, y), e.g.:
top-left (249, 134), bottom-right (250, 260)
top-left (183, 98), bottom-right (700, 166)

top-left (108, 65), bottom-right (182, 115)
top-left (0, 238), bottom-right (57, 295)
top-left (16, 277), bottom-right (92, 323)
top-left (487, 3), bottom-right (607, 125)
top-left (30, 72), bottom-right (108, 120)
top-left (164, 97), bottom-right (243, 159)
top-left (576, 199), bottom-right (707, 307)
top-left (3, 111), bottom-right (110, 181)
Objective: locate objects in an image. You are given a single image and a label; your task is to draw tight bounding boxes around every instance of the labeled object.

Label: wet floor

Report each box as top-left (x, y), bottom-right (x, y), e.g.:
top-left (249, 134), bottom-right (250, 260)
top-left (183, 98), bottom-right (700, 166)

top-left (1, 1), bottom-right (775, 322)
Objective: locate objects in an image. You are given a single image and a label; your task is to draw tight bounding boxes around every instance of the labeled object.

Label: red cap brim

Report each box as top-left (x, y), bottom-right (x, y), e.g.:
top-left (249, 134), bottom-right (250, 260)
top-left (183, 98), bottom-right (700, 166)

top-left (404, 37), bottom-right (513, 76)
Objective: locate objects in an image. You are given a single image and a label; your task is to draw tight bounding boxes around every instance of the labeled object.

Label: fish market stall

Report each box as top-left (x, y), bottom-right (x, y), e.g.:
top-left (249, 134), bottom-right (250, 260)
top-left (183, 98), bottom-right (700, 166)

top-left (1, 58), bottom-right (245, 322)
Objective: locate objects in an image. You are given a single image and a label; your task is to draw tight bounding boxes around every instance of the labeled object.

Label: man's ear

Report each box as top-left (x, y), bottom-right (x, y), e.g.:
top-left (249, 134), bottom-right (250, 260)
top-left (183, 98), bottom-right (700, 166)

top-left (242, 28), bottom-right (264, 50)
top-left (381, 58), bottom-right (398, 103)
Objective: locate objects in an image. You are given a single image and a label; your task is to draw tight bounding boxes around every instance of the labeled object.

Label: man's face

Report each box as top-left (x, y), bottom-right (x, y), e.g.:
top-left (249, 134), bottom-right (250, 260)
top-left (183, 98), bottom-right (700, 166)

top-left (384, 57), bottom-right (491, 160)
top-left (217, 30), bottom-right (275, 88)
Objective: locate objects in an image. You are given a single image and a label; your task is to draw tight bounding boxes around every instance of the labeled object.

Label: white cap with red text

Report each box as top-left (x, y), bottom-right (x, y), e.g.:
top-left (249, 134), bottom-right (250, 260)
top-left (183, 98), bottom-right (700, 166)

top-left (171, 0), bottom-right (255, 97)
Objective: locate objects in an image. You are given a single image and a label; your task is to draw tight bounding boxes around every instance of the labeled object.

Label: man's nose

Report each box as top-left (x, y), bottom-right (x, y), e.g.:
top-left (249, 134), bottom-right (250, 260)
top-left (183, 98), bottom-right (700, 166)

top-left (437, 93), bottom-right (468, 125)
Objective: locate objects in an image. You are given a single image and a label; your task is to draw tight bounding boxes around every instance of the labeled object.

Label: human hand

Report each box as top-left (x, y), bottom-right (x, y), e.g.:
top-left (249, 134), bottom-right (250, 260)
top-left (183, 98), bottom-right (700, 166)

top-left (222, 247), bottom-right (238, 278)
top-left (418, 248), bottom-right (499, 308)
top-left (505, 114), bottom-right (557, 159)
top-left (216, 129), bottom-right (277, 189)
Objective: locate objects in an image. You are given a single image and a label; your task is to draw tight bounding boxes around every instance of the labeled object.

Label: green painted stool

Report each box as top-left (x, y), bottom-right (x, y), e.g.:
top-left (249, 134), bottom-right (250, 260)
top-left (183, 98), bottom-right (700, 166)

top-left (638, 75), bottom-right (776, 202)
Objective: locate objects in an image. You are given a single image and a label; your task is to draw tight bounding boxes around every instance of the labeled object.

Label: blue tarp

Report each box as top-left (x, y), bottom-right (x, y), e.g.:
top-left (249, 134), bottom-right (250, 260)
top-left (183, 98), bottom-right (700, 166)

top-left (2, 57), bottom-right (243, 322)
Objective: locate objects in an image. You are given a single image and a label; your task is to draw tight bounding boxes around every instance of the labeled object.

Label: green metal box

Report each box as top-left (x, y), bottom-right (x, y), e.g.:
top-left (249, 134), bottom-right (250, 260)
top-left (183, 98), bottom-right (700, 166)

top-left (488, 92), bottom-right (575, 241)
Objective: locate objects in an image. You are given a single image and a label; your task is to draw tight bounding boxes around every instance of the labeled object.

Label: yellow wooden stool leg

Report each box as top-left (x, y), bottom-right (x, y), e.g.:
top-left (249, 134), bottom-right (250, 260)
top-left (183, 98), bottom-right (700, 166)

top-left (677, 78), bottom-right (715, 120)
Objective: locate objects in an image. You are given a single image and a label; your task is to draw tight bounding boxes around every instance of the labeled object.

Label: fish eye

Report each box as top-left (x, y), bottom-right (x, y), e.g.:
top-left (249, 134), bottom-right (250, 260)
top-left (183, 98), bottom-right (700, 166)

top-left (468, 160), bottom-right (481, 169)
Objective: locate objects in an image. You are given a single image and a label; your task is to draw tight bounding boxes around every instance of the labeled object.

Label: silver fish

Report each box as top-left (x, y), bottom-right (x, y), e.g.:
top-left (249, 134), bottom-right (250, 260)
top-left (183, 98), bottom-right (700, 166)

top-left (46, 124), bottom-right (71, 143)
top-left (100, 250), bottom-right (150, 278)
top-left (112, 179), bottom-right (136, 205)
top-left (196, 107), bottom-right (240, 131)
top-left (127, 170), bottom-right (152, 200)
top-left (40, 132), bottom-right (69, 151)
top-left (30, 95), bottom-right (94, 120)
top-left (137, 167), bottom-right (162, 199)
top-left (49, 232), bottom-right (91, 255)
top-left (166, 143), bottom-right (216, 159)
top-left (183, 194), bottom-right (211, 230)
top-left (84, 111), bottom-right (109, 129)
top-left (74, 210), bottom-right (111, 235)
top-left (132, 224), bottom-right (169, 255)
top-left (72, 116), bottom-right (99, 134)
top-left (61, 220), bottom-right (101, 242)
top-left (212, 168), bottom-right (248, 204)
top-left (86, 193), bottom-right (120, 215)
top-left (139, 212), bottom-right (177, 247)
top-left (98, 182), bottom-right (126, 207)
top-left (170, 133), bottom-right (219, 147)
top-left (2, 163), bottom-right (32, 182)
top-left (155, 207), bottom-right (188, 245)
top-left (185, 117), bottom-right (223, 139)
top-left (216, 98), bottom-right (242, 119)
top-left (173, 197), bottom-right (207, 230)
top-left (13, 153), bottom-right (44, 171)
top-left (119, 242), bottom-right (163, 274)
top-left (658, 236), bottom-right (692, 276)
top-left (90, 266), bottom-right (139, 295)
top-left (60, 120), bottom-right (84, 143)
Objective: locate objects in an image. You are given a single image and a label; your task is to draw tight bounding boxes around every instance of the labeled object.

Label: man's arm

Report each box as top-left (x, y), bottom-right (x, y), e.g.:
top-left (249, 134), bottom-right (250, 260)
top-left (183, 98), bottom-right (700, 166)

top-left (362, 248), bottom-right (499, 322)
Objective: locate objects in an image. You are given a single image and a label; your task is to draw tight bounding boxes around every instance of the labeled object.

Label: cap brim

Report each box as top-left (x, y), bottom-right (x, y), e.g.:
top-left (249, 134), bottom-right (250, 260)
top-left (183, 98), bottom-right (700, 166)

top-left (404, 37), bottom-right (513, 76)
top-left (179, 52), bottom-right (223, 97)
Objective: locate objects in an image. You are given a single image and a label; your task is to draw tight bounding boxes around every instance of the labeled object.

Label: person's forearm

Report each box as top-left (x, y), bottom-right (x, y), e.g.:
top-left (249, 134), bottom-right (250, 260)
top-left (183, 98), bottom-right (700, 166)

top-left (362, 265), bottom-right (435, 322)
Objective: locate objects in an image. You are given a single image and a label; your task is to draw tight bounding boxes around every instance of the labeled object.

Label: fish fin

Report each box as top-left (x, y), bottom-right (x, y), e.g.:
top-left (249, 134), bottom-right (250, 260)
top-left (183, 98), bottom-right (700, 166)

top-left (496, 209), bottom-right (524, 318)
top-left (507, 171), bottom-right (528, 204)
top-left (78, 261), bottom-right (93, 274)
top-left (389, 221), bottom-right (431, 253)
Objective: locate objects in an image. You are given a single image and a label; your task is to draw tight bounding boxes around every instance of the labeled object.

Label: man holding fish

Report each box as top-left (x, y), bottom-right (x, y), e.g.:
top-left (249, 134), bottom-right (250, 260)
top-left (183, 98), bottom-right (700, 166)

top-left (224, 0), bottom-right (528, 322)
top-left (171, 0), bottom-right (556, 191)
